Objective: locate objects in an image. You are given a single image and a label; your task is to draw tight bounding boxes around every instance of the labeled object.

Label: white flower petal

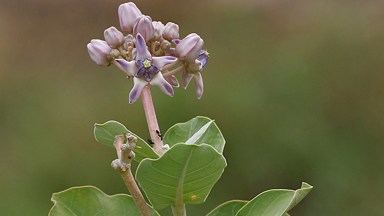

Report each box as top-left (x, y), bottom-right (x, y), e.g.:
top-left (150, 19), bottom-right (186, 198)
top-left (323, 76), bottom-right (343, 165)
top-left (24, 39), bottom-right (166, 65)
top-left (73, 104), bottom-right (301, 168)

top-left (152, 56), bottom-right (177, 70)
top-left (150, 73), bottom-right (174, 97)
top-left (129, 77), bottom-right (147, 104)
top-left (114, 59), bottom-right (137, 76)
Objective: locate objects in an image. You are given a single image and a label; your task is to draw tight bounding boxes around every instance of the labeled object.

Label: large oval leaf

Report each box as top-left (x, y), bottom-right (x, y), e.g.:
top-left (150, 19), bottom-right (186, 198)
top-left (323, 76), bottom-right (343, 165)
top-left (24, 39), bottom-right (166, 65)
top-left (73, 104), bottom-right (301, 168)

top-left (136, 144), bottom-right (227, 210)
top-left (163, 116), bottom-right (225, 153)
top-left (206, 200), bottom-right (248, 216)
top-left (49, 186), bottom-right (159, 216)
top-left (235, 182), bottom-right (313, 216)
top-left (94, 120), bottom-right (158, 162)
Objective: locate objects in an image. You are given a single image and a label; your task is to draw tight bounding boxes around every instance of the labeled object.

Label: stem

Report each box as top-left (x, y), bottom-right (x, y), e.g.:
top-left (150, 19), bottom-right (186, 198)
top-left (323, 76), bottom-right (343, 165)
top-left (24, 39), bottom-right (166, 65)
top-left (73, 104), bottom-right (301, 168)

top-left (119, 169), bottom-right (152, 216)
top-left (112, 135), bottom-right (152, 216)
top-left (172, 204), bottom-right (186, 216)
top-left (141, 85), bottom-right (164, 155)
top-left (162, 65), bottom-right (185, 77)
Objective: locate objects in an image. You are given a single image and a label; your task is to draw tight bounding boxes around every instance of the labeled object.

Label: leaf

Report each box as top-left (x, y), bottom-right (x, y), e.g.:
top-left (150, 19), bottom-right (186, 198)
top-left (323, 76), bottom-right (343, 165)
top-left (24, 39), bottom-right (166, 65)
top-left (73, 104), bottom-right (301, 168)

top-left (206, 200), bottom-right (248, 216)
top-left (136, 143), bottom-right (227, 210)
top-left (49, 186), bottom-right (159, 216)
top-left (235, 182), bottom-right (313, 216)
top-left (94, 120), bottom-right (158, 162)
top-left (163, 116), bottom-right (225, 153)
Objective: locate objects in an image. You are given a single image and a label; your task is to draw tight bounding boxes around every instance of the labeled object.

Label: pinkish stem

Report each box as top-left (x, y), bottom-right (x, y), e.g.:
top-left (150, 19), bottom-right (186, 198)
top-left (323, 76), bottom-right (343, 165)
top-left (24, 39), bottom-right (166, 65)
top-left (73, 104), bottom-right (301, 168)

top-left (141, 85), bottom-right (164, 155)
top-left (163, 65), bottom-right (185, 77)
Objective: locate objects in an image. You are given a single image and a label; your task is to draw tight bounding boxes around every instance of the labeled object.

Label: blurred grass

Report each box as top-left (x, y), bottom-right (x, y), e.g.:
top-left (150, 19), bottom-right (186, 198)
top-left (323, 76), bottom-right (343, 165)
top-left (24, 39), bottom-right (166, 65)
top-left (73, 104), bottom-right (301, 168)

top-left (1, 0), bottom-right (384, 215)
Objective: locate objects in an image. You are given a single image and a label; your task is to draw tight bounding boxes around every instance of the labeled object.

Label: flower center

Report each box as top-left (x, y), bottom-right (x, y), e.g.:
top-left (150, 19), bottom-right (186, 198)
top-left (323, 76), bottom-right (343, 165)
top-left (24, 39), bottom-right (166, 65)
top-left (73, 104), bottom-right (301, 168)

top-left (142, 59), bottom-right (152, 68)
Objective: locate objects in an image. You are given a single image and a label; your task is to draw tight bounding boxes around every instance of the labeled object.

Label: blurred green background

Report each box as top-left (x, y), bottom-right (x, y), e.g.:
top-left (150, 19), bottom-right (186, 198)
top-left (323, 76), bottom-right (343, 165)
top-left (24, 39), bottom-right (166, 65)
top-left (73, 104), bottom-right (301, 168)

top-left (1, 0), bottom-right (383, 215)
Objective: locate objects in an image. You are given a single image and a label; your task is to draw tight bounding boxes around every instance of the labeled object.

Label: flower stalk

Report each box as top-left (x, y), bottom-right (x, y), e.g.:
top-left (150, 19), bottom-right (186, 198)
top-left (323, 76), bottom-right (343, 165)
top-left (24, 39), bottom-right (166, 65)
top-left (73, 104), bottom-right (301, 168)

top-left (141, 85), bottom-right (164, 155)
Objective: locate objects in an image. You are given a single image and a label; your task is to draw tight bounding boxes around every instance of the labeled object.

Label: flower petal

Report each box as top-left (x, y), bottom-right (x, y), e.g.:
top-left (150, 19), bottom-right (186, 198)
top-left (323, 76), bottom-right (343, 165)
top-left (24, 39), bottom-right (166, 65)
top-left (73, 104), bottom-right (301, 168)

top-left (114, 59), bottom-right (137, 76)
top-left (165, 75), bottom-right (180, 87)
top-left (197, 50), bottom-right (209, 70)
top-left (182, 72), bottom-right (194, 89)
top-left (193, 72), bottom-right (204, 99)
top-left (150, 73), bottom-right (174, 97)
top-left (152, 56), bottom-right (177, 70)
top-left (135, 34), bottom-right (151, 60)
top-left (129, 77), bottom-right (147, 104)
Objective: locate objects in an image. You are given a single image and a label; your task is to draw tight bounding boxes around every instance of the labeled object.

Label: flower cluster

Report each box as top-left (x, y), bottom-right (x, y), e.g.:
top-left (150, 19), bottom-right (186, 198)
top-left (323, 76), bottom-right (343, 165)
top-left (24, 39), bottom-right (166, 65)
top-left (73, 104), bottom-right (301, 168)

top-left (87, 2), bottom-right (209, 104)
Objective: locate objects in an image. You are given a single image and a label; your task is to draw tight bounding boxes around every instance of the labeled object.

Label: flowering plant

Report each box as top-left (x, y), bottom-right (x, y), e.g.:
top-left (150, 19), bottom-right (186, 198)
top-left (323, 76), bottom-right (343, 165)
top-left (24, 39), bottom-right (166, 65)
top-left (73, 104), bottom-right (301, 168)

top-left (49, 2), bottom-right (312, 216)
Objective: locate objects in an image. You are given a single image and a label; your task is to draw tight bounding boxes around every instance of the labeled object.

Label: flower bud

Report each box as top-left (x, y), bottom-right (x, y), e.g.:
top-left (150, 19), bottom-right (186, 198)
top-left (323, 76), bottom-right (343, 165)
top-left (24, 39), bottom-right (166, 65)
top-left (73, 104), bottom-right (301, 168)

top-left (118, 2), bottom-right (142, 33)
top-left (87, 39), bottom-right (112, 66)
top-left (162, 22), bottom-right (179, 41)
top-left (133, 16), bottom-right (155, 42)
top-left (104, 26), bottom-right (125, 48)
top-left (152, 21), bottom-right (165, 40)
top-left (175, 33), bottom-right (204, 62)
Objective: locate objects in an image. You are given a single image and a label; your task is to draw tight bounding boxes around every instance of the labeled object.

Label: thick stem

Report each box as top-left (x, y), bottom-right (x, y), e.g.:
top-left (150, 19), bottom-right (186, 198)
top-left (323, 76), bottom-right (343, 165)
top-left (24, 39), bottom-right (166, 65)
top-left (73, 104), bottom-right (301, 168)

top-left (112, 136), bottom-right (152, 216)
top-left (120, 170), bottom-right (152, 216)
top-left (141, 85), bottom-right (163, 155)
top-left (172, 204), bottom-right (187, 216)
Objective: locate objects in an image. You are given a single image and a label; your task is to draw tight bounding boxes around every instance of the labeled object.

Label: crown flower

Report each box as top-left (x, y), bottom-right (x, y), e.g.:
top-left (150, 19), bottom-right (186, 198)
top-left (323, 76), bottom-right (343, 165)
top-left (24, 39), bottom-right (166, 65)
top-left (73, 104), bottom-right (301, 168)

top-left (87, 2), bottom-right (210, 103)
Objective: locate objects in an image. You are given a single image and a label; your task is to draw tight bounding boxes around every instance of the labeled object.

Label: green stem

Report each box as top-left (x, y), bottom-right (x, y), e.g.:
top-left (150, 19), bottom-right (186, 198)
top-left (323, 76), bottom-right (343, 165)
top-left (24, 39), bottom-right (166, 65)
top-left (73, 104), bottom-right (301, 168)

top-left (172, 204), bottom-right (186, 216)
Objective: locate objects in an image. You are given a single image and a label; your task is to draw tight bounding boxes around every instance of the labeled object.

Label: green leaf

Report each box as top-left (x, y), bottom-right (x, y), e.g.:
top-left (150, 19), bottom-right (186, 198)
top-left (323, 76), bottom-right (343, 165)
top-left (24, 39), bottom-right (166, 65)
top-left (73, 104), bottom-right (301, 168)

top-left (206, 200), bottom-right (248, 216)
top-left (49, 186), bottom-right (159, 216)
top-left (94, 120), bottom-right (158, 162)
top-left (136, 143), bottom-right (227, 210)
top-left (235, 182), bottom-right (313, 216)
top-left (163, 116), bottom-right (225, 153)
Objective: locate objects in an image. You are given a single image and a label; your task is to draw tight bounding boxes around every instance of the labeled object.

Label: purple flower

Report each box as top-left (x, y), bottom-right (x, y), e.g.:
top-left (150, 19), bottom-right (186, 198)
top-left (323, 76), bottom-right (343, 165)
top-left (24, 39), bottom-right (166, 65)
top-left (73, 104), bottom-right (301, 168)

top-left (87, 39), bottom-right (112, 66)
top-left (104, 26), bottom-right (125, 48)
top-left (175, 33), bottom-right (204, 62)
top-left (162, 22), bottom-right (179, 41)
top-left (152, 21), bottom-right (165, 40)
top-left (133, 16), bottom-right (155, 42)
top-left (118, 2), bottom-right (142, 33)
top-left (182, 50), bottom-right (209, 99)
top-left (115, 34), bottom-right (177, 103)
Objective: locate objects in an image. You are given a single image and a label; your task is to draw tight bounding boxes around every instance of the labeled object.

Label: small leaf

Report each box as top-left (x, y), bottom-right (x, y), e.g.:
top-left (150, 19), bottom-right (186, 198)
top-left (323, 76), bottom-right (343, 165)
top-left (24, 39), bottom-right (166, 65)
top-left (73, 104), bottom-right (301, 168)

top-left (136, 144), bottom-right (227, 210)
top-left (94, 120), bottom-right (158, 162)
top-left (206, 200), bottom-right (248, 216)
top-left (163, 116), bottom-right (225, 153)
top-left (49, 186), bottom-right (159, 216)
top-left (235, 182), bottom-right (313, 216)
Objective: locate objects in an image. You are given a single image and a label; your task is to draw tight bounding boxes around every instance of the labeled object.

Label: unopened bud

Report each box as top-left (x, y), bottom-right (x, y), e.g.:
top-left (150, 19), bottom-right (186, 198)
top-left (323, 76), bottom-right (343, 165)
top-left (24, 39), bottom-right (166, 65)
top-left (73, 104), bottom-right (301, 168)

top-left (87, 39), bottom-right (112, 66)
top-left (118, 2), bottom-right (142, 33)
top-left (152, 21), bottom-right (165, 40)
top-left (162, 22), bottom-right (179, 41)
top-left (175, 33), bottom-right (204, 62)
top-left (104, 26), bottom-right (125, 48)
top-left (133, 16), bottom-right (155, 42)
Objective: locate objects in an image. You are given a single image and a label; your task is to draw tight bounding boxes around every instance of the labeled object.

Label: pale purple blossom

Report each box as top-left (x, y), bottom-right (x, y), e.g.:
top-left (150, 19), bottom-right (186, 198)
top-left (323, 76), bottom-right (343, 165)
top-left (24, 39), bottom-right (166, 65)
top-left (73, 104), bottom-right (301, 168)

top-left (87, 2), bottom-right (210, 103)
top-left (133, 16), bottom-right (155, 42)
top-left (162, 22), bottom-right (179, 41)
top-left (175, 33), bottom-right (204, 62)
top-left (115, 34), bottom-right (177, 103)
top-left (87, 39), bottom-right (111, 66)
top-left (152, 21), bottom-right (165, 40)
top-left (104, 26), bottom-right (125, 48)
top-left (118, 2), bottom-right (142, 33)
top-left (182, 51), bottom-right (209, 99)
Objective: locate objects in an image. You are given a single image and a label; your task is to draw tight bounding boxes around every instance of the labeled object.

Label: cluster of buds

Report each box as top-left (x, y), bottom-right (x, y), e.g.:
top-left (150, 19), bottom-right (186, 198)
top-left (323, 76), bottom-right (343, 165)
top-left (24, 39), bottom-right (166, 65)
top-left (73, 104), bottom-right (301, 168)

top-left (87, 2), bottom-right (209, 104)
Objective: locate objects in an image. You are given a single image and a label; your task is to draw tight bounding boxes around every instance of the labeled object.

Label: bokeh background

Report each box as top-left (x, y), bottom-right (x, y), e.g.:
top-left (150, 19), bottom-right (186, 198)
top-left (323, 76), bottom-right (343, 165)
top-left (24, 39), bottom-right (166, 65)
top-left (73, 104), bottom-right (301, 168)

top-left (1, 0), bottom-right (383, 215)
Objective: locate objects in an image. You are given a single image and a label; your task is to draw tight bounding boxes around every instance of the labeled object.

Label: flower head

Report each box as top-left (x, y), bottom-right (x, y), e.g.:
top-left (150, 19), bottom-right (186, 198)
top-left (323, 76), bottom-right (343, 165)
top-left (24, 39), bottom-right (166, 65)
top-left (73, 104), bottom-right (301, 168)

top-left (87, 2), bottom-right (210, 103)
top-left (115, 34), bottom-right (177, 103)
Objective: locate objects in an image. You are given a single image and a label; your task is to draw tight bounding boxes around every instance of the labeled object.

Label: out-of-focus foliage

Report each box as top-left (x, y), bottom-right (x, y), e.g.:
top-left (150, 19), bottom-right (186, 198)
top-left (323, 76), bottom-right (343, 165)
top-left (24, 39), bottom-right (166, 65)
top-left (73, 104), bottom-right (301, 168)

top-left (0, 0), bottom-right (383, 215)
